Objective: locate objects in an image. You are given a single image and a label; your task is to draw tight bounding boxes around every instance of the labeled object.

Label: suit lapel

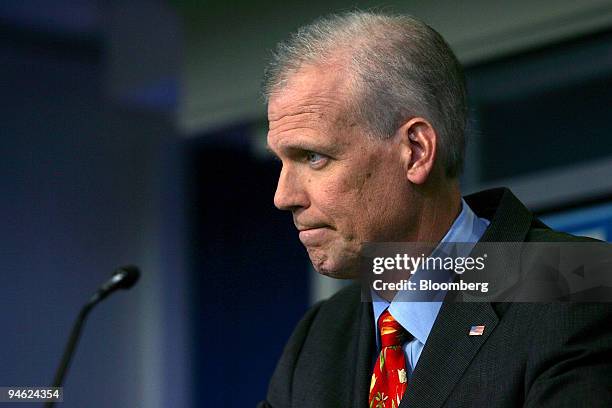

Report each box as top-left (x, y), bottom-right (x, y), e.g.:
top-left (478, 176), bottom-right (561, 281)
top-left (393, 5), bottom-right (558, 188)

top-left (398, 188), bottom-right (534, 408)
top-left (465, 188), bottom-right (533, 243)
top-left (399, 302), bottom-right (499, 408)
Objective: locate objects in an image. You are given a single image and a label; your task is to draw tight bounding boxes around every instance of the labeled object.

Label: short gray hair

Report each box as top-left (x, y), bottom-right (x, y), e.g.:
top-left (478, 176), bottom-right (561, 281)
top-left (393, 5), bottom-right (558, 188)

top-left (262, 11), bottom-right (467, 178)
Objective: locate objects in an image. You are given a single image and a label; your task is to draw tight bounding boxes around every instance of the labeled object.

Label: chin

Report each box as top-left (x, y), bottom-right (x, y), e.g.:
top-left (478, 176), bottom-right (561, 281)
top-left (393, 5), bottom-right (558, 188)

top-left (306, 240), bottom-right (362, 279)
top-left (310, 253), bottom-right (359, 280)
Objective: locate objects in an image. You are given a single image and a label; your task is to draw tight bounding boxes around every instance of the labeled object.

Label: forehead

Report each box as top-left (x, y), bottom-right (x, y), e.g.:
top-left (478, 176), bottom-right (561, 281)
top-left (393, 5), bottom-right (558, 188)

top-left (267, 64), bottom-right (353, 125)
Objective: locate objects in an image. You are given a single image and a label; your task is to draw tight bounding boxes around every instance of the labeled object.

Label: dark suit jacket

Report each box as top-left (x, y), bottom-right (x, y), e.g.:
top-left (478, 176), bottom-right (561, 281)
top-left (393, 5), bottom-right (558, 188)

top-left (259, 188), bottom-right (612, 407)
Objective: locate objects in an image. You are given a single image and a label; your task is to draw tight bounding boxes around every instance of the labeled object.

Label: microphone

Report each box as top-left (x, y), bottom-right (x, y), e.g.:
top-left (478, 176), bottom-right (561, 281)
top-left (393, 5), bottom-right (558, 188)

top-left (45, 265), bottom-right (141, 407)
top-left (89, 265), bottom-right (140, 305)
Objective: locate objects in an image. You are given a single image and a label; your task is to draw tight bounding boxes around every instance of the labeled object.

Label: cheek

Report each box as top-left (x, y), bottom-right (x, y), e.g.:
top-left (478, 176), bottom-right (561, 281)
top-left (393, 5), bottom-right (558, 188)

top-left (350, 166), bottom-right (409, 234)
top-left (319, 171), bottom-right (378, 232)
top-left (317, 182), bottom-right (351, 214)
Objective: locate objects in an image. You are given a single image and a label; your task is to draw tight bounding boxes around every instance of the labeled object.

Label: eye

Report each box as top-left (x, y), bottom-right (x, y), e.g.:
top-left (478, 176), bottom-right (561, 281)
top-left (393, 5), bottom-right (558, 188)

top-left (306, 152), bottom-right (327, 168)
top-left (306, 152), bottom-right (323, 163)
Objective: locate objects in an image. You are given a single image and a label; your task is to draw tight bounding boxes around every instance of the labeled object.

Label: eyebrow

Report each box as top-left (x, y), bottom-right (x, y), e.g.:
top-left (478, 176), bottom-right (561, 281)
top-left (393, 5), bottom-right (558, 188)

top-left (267, 141), bottom-right (339, 159)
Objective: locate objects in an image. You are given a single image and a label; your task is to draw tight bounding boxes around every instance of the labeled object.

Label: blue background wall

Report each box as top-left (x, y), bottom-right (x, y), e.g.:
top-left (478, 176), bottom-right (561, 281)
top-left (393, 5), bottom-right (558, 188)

top-left (186, 135), bottom-right (310, 406)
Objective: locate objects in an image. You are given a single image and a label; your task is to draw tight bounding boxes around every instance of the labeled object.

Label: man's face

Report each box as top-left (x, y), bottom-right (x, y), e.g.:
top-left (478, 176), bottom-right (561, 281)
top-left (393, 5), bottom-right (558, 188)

top-left (267, 65), bottom-right (416, 278)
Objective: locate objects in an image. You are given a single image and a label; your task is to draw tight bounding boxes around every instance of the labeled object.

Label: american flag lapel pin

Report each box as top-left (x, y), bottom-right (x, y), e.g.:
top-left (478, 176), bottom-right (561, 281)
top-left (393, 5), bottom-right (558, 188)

top-left (469, 325), bottom-right (485, 336)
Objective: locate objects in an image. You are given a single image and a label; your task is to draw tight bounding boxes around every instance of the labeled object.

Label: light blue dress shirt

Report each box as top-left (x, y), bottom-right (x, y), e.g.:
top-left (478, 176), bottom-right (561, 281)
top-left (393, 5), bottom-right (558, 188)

top-left (371, 199), bottom-right (490, 377)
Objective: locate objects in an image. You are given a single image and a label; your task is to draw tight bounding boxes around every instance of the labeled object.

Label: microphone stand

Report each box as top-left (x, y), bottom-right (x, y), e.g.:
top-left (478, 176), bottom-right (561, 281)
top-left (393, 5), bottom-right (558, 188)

top-left (44, 298), bottom-right (98, 408)
top-left (44, 266), bottom-right (140, 408)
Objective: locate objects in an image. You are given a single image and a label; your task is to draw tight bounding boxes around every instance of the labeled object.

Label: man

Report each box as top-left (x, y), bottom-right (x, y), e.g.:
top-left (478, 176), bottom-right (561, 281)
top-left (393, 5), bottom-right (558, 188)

top-left (259, 11), bottom-right (611, 408)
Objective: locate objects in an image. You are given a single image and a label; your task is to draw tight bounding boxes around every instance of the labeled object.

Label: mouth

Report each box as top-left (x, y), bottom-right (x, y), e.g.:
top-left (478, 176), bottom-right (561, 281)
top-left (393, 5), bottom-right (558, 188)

top-left (298, 226), bottom-right (330, 245)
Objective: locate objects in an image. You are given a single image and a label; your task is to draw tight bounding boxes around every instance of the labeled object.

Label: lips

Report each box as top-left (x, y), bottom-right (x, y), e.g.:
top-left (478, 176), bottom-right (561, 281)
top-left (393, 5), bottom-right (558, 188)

top-left (297, 226), bottom-right (331, 246)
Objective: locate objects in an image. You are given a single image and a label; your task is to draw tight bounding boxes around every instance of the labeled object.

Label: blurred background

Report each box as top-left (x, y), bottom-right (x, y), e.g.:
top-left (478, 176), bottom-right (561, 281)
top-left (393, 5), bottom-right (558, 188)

top-left (1, 0), bottom-right (611, 407)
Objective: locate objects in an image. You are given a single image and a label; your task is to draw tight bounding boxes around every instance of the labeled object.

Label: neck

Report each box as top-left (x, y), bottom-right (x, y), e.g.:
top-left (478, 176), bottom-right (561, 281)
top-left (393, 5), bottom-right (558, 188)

top-left (412, 181), bottom-right (462, 243)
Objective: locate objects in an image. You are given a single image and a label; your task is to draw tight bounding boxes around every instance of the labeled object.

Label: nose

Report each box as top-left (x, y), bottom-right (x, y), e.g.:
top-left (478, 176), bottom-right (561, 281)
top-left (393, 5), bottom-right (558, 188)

top-left (273, 165), bottom-right (308, 211)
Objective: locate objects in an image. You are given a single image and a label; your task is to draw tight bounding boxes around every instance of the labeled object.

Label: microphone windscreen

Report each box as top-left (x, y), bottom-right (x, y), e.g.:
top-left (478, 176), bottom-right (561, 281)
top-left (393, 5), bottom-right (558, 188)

top-left (114, 265), bottom-right (140, 289)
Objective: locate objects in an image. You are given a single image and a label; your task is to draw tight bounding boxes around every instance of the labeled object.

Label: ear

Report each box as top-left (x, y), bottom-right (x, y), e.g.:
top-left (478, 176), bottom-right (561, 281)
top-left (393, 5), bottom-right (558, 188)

top-left (396, 117), bottom-right (437, 185)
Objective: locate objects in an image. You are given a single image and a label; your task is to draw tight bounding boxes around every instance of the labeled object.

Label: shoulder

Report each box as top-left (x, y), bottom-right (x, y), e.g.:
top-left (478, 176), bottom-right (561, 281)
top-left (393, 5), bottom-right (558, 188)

top-left (264, 283), bottom-right (365, 406)
top-left (526, 224), bottom-right (601, 243)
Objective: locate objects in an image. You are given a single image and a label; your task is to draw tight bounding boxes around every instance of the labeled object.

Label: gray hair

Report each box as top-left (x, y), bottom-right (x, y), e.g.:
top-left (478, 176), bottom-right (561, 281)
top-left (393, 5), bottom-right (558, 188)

top-left (262, 11), bottom-right (467, 178)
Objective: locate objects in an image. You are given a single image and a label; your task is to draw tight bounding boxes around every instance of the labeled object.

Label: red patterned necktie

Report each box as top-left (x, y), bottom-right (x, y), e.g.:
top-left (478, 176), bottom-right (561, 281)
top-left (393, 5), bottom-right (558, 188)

top-left (369, 310), bottom-right (409, 408)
